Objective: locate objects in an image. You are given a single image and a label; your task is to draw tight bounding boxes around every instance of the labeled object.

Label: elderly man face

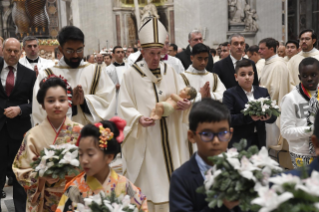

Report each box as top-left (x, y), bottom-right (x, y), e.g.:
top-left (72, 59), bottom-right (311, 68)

top-left (3, 38), bottom-right (21, 66)
top-left (96, 54), bottom-right (104, 64)
top-left (141, 47), bottom-right (161, 70)
top-left (277, 45), bottom-right (286, 57)
top-left (189, 32), bottom-right (203, 48)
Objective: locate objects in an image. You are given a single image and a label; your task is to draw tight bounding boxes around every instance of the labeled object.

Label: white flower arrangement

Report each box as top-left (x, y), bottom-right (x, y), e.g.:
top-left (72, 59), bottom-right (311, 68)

top-left (251, 170), bottom-right (319, 212)
top-left (31, 143), bottom-right (80, 179)
top-left (197, 139), bottom-right (282, 211)
top-left (242, 97), bottom-right (280, 117)
top-left (75, 191), bottom-right (142, 212)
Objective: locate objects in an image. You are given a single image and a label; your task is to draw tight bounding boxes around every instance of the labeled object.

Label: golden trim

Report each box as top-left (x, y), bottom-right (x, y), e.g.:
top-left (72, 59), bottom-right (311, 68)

top-left (180, 73), bottom-right (190, 86)
top-left (132, 64), bottom-right (146, 77)
top-left (53, 63), bottom-right (91, 69)
top-left (164, 63), bottom-right (167, 75)
top-left (89, 65), bottom-right (101, 94)
top-left (212, 73), bottom-right (218, 92)
top-left (141, 43), bottom-right (164, 48)
top-left (185, 71), bottom-right (209, 75)
top-left (153, 18), bottom-right (158, 44)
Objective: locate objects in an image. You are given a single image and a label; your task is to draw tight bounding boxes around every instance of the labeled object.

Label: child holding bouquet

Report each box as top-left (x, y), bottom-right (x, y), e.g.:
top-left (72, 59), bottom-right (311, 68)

top-left (281, 57), bottom-right (319, 168)
top-left (56, 119), bottom-right (148, 212)
top-left (223, 60), bottom-right (277, 149)
top-left (13, 76), bottom-right (82, 212)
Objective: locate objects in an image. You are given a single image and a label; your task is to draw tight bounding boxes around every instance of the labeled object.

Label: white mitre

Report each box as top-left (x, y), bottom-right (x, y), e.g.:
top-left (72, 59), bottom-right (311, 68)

top-left (139, 17), bottom-right (167, 49)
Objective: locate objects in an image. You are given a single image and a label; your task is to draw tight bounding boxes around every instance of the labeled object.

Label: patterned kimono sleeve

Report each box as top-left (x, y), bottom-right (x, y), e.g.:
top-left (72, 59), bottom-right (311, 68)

top-left (12, 131), bottom-right (41, 203)
top-left (126, 179), bottom-right (148, 212)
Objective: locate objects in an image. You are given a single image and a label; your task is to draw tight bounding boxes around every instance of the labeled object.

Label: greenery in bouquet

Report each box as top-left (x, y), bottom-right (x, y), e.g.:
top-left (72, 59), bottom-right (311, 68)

top-left (75, 191), bottom-right (143, 212)
top-left (241, 97), bottom-right (281, 117)
top-left (251, 169), bottom-right (319, 212)
top-left (197, 139), bottom-right (282, 212)
top-left (31, 143), bottom-right (80, 179)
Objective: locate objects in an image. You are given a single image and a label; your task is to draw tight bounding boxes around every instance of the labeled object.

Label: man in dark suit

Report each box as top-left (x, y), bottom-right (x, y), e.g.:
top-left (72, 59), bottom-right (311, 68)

top-left (176, 30), bottom-right (214, 72)
top-left (213, 33), bottom-right (259, 89)
top-left (223, 60), bottom-right (276, 149)
top-left (0, 38), bottom-right (36, 212)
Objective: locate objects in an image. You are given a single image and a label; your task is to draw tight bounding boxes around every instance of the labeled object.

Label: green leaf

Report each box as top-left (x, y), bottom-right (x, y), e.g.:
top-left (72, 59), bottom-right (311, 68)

top-left (217, 199), bottom-right (223, 208)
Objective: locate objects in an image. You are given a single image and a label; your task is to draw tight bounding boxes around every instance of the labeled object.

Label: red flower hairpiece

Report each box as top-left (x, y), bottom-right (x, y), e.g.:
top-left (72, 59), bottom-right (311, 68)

top-left (94, 123), bottom-right (114, 151)
top-left (110, 116), bottom-right (126, 143)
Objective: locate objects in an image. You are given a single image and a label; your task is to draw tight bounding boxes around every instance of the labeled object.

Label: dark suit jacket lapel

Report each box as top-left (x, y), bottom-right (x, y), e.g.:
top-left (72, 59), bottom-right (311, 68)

top-left (185, 45), bottom-right (191, 57)
top-left (0, 59), bottom-right (7, 96)
top-left (226, 55), bottom-right (235, 74)
top-left (190, 155), bottom-right (205, 186)
top-left (252, 85), bottom-right (262, 99)
top-left (11, 63), bottom-right (25, 95)
top-left (236, 85), bottom-right (248, 103)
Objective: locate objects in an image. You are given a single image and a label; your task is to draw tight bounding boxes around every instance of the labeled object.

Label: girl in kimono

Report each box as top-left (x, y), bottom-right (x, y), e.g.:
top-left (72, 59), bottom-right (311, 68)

top-left (56, 118), bottom-right (148, 212)
top-left (13, 76), bottom-right (82, 212)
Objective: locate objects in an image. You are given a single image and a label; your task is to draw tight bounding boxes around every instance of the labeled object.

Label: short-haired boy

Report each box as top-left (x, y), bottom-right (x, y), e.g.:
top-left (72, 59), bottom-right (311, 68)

top-left (281, 57), bottom-right (319, 168)
top-left (169, 99), bottom-right (240, 212)
top-left (223, 60), bottom-right (277, 149)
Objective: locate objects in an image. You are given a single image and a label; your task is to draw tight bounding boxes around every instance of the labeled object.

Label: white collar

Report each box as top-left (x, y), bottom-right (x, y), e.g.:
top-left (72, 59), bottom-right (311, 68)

top-left (188, 65), bottom-right (206, 74)
top-left (302, 48), bottom-right (318, 54)
top-left (243, 86), bottom-right (254, 95)
top-left (230, 54), bottom-right (242, 65)
top-left (266, 54), bottom-right (278, 61)
top-left (3, 60), bottom-right (18, 71)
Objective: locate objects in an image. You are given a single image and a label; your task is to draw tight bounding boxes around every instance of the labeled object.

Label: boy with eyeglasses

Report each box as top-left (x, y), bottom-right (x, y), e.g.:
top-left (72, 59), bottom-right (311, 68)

top-left (169, 98), bottom-right (241, 212)
top-left (223, 60), bottom-right (277, 149)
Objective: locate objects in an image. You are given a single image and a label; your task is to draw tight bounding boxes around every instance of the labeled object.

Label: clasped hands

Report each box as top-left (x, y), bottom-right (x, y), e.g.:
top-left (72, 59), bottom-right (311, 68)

top-left (139, 99), bottom-right (191, 127)
top-left (200, 81), bottom-right (211, 98)
top-left (251, 114), bottom-right (271, 122)
top-left (72, 85), bottom-right (84, 106)
top-left (4, 106), bottom-right (21, 119)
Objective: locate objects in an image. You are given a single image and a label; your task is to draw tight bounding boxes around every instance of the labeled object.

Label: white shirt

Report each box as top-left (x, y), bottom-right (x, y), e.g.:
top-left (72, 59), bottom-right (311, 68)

top-left (265, 54), bottom-right (278, 62)
top-left (230, 54), bottom-right (243, 69)
top-left (303, 47), bottom-right (318, 54)
top-left (243, 86), bottom-right (255, 102)
top-left (1, 61), bottom-right (18, 90)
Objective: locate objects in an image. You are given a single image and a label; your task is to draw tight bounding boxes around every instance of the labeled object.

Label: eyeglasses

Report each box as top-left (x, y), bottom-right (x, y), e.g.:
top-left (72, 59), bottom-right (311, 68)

top-left (194, 130), bottom-right (232, 142)
top-left (65, 48), bottom-right (84, 55)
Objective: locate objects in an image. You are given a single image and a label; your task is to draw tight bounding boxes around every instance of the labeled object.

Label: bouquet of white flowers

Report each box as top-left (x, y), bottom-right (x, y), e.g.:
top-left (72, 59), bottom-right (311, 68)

top-left (31, 143), bottom-right (80, 179)
top-left (252, 170), bottom-right (319, 212)
top-left (75, 191), bottom-right (142, 212)
top-left (197, 140), bottom-right (282, 212)
top-left (241, 97), bottom-right (280, 117)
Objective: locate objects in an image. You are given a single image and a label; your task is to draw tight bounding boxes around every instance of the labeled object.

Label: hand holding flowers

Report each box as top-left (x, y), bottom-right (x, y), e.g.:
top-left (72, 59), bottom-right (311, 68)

top-left (242, 97), bottom-right (280, 118)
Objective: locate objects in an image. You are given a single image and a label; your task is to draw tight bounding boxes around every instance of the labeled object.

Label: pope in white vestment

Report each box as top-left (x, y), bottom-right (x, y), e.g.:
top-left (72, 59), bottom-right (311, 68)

top-left (32, 57), bottom-right (116, 125)
top-left (287, 48), bottom-right (319, 88)
top-left (118, 18), bottom-right (191, 212)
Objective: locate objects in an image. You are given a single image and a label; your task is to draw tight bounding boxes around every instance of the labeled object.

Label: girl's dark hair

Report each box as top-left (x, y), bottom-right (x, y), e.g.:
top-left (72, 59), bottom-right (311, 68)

top-left (37, 77), bottom-right (72, 105)
top-left (80, 121), bottom-right (121, 157)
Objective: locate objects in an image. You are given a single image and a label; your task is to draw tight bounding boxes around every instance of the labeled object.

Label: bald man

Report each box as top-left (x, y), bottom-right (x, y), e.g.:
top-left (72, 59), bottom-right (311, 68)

top-left (96, 53), bottom-right (106, 68)
top-left (0, 38), bottom-right (36, 212)
top-left (0, 36), bottom-right (3, 57)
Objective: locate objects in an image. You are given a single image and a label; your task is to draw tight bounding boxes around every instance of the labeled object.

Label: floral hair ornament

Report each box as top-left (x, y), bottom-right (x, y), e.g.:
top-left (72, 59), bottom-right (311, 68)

top-left (109, 116), bottom-right (126, 143)
top-left (94, 123), bottom-right (114, 151)
top-left (42, 74), bottom-right (73, 107)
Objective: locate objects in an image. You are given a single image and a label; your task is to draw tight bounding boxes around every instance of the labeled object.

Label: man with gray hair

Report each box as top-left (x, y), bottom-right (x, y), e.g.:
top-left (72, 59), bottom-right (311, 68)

top-left (19, 36), bottom-right (54, 76)
top-left (213, 33), bottom-right (259, 89)
top-left (176, 29), bottom-right (214, 72)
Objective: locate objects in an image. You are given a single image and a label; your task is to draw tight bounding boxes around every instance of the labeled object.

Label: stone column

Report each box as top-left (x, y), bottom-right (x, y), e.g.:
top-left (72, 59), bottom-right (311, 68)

top-left (1, 0), bottom-right (11, 38)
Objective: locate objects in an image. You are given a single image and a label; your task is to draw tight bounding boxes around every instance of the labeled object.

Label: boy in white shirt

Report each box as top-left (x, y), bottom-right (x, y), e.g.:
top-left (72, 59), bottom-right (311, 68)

top-left (281, 57), bottom-right (319, 168)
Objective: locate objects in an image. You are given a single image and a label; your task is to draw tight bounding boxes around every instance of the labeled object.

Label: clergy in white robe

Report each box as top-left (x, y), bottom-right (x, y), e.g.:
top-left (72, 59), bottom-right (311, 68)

top-left (255, 58), bottom-right (265, 80)
top-left (161, 54), bottom-right (185, 74)
top-left (259, 38), bottom-right (293, 147)
top-left (287, 48), bottom-right (319, 87)
top-left (32, 26), bottom-right (116, 126)
top-left (287, 31), bottom-right (319, 88)
top-left (19, 56), bottom-right (54, 71)
top-left (32, 58), bottom-right (116, 125)
top-left (118, 17), bottom-right (191, 212)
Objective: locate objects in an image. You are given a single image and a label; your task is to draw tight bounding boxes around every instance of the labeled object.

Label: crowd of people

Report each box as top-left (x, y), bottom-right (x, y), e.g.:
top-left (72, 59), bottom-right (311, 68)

top-left (0, 16), bottom-right (318, 212)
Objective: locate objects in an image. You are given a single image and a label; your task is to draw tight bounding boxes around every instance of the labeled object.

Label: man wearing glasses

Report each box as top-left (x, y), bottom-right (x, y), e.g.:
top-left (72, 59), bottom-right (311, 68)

top-left (287, 29), bottom-right (319, 87)
top-left (32, 26), bottom-right (116, 126)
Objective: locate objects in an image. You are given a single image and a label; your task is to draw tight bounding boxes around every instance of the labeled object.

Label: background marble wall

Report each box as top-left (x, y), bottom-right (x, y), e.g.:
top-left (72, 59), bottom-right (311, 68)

top-left (174, 0), bottom-right (285, 48)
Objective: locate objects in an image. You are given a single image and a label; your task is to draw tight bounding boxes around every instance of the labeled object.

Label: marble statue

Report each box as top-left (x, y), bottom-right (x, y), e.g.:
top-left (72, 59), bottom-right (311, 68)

top-left (228, 0), bottom-right (246, 24)
top-left (244, 7), bottom-right (258, 32)
top-left (140, 0), bottom-right (160, 23)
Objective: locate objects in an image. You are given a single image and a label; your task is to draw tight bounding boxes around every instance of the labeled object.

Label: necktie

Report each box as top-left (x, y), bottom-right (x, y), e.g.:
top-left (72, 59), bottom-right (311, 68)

top-left (6, 66), bottom-right (14, 96)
